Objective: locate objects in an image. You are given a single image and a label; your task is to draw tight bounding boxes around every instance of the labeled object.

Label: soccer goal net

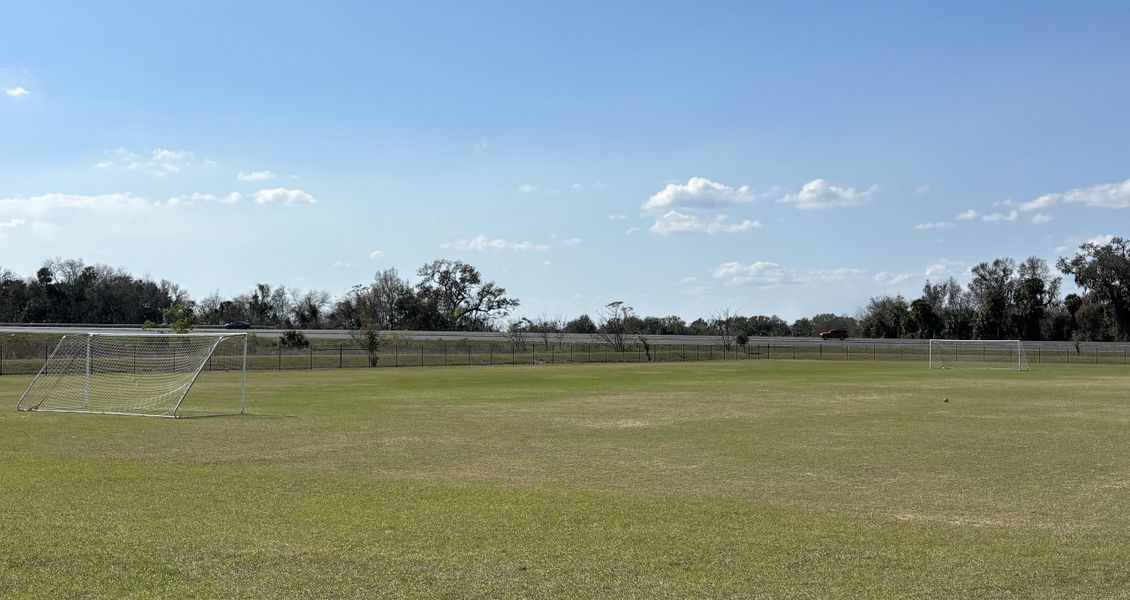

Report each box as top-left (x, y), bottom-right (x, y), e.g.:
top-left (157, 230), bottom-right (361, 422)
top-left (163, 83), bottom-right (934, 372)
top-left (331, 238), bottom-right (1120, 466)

top-left (928, 339), bottom-right (1030, 371)
top-left (17, 332), bottom-right (247, 418)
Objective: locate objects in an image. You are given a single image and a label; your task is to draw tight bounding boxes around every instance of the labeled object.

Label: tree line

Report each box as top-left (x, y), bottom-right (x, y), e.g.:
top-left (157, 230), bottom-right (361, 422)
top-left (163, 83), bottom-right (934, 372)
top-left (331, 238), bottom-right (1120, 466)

top-left (2, 237), bottom-right (1128, 342)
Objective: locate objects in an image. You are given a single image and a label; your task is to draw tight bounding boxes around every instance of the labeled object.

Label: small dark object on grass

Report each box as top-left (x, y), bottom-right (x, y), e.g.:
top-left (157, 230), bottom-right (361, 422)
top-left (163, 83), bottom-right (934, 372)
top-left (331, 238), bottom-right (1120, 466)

top-left (944, 398), bottom-right (950, 403)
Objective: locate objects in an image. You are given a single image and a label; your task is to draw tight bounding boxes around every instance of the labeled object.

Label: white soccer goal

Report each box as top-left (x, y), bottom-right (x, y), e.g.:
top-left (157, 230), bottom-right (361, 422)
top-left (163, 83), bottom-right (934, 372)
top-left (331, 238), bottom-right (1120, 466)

top-left (928, 339), bottom-right (1030, 371)
top-left (17, 332), bottom-right (247, 418)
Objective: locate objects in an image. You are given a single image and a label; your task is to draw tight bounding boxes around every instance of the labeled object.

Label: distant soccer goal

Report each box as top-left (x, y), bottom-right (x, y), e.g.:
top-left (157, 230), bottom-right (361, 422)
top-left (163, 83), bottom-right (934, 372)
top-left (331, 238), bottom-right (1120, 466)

top-left (928, 339), bottom-right (1030, 371)
top-left (17, 332), bottom-right (247, 418)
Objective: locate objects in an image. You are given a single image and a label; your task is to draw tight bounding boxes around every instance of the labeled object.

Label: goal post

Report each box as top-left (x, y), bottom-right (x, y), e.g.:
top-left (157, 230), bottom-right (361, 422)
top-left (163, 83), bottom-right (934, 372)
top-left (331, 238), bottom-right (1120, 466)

top-left (17, 332), bottom-right (248, 418)
top-left (928, 339), bottom-right (1030, 371)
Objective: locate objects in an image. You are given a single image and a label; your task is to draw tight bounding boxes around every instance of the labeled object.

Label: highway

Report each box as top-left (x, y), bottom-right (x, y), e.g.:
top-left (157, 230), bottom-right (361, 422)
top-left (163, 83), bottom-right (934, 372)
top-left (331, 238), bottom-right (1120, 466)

top-left (2, 324), bottom-right (1129, 353)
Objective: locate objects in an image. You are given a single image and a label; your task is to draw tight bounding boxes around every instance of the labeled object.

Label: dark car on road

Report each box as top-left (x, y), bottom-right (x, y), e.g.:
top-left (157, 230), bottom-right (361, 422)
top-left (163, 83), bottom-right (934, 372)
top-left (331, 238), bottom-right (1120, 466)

top-left (819, 329), bottom-right (849, 340)
top-left (223, 321), bottom-right (251, 330)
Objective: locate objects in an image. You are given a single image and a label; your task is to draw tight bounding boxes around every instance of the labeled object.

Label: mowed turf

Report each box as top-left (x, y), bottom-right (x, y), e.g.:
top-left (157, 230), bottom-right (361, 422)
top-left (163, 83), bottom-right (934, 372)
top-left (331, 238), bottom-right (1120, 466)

top-left (1, 361), bottom-right (1129, 598)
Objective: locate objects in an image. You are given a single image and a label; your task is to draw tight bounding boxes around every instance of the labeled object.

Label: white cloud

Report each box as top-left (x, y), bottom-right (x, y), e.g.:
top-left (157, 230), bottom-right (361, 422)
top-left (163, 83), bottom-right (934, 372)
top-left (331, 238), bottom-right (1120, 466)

top-left (1031, 212), bottom-right (1053, 224)
top-left (625, 227), bottom-right (640, 235)
top-left (915, 184), bottom-right (931, 195)
top-left (96, 147), bottom-right (197, 176)
top-left (778, 179), bottom-right (877, 210)
top-left (562, 237), bottom-right (582, 247)
top-left (874, 271), bottom-right (913, 286)
top-left (649, 210), bottom-right (761, 235)
top-left (253, 188), bottom-right (317, 206)
top-left (1086, 234), bottom-right (1115, 246)
top-left (0, 193), bottom-right (150, 215)
top-left (981, 210), bottom-right (1018, 222)
top-left (332, 261), bottom-right (356, 268)
top-left (571, 183), bottom-right (583, 191)
top-left (3, 87), bottom-right (29, 98)
top-left (925, 259), bottom-right (968, 281)
top-left (237, 170), bottom-right (276, 182)
top-left (517, 184), bottom-right (538, 194)
top-left (711, 261), bottom-right (865, 287)
top-left (162, 192), bottom-right (240, 207)
top-left (0, 218), bottom-right (27, 229)
top-left (443, 234), bottom-right (549, 253)
top-left (542, 260), bottom-right (552, 266)
top-left (712, 261), bottom-right (793, 287)
top-left (369, 250), bottom-right (385, 260)
top-left (1019, 178), bottom-right (1130, 211)
top-left (608, 213), bottom-right (627, 221)
top-left (955, 208), bottom-right (1017, 222)
top-left (151, 148), bottom-right (191, 162)
top-left (642, 177), bottom-right (755, 211)
top-left (914, 221), bottom-right (953, 230)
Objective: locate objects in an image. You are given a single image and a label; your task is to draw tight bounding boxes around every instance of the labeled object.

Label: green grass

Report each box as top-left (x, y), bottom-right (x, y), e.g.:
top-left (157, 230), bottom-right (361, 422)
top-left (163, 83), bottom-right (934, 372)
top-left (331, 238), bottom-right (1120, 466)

top-left (2, 361), bottom-right (1129, 598)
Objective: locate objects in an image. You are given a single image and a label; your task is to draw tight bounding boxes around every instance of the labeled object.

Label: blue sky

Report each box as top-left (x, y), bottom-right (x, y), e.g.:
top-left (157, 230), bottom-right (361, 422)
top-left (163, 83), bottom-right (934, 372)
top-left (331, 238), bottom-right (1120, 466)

top-left (2, 1), bottom-right (1128, 322)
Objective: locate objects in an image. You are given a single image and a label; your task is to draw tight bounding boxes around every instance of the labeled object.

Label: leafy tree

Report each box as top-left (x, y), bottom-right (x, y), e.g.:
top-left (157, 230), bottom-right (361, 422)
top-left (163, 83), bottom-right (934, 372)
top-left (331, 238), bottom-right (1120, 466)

top-left (908, 298), bottom-right (942, 339)
top-left (289, 289), bottom-right (331, 329)
top-left (248, 283), bottom-right (290, 326)
top-left (349, 322), bottom-right (383, 366)
top-left (162, 303), bottom-right (194, 333)
top-left (968, 258), bottom-right (1016, 339)
top-left (415, 260), bottom-right (520, 331)
top-left (740, 315), bottom-right (792, 337)
top-left (564, 314), bottom-right (597, 334)
top-left (279, 329), bottom-right (310, 349)
top-left (595, 301), bottom-right (635, 352)
top-left (1058, 237), bottom-right (1130, 340)
top-left (1012, 257), bottom-right (1060, 340)
top-left (790, 317), bottom-right (815, 337)
top-left (857, 295), bottom-right (909, 338)
top-left (688, 318), bottom-right (712, 335)
top-left (334, 269), bottom-right (415, 330)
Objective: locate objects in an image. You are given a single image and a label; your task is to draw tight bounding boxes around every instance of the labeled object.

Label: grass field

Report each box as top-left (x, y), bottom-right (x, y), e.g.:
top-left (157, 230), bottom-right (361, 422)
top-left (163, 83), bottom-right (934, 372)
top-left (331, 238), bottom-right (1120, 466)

top-left (2, 361), bottom-right (1129, 598)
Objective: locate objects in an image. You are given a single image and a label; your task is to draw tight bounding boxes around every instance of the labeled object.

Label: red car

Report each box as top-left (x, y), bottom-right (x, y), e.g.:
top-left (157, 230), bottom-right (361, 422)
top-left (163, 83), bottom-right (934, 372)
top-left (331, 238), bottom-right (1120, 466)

top-left (819, 329), bottom-right (849, 340)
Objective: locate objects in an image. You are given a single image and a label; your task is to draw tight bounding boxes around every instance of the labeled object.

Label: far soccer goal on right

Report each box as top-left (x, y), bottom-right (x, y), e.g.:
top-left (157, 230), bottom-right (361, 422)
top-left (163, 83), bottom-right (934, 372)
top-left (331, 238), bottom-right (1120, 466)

top-left (928, 339), bottom-right (1031, 371)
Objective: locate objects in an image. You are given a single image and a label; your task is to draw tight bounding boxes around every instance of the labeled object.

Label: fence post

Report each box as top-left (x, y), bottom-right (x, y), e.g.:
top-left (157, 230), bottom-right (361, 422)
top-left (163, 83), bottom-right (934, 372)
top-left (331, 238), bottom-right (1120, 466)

top-left (309, 346), bottom-right (313, 370)
top-left (444, 344), bottom-right (447, 367)
top-left (394, 345), bottom-right (398, 367)
top-left (421, 345), bottom-right (424, 367)
top-left (844, 345), bottom-right (848, 361)
top-left (469, 345), bottom-right (472, 366)
top-left (490, 344), bottom-right (494, 365)
top-left (793, 344), bottom-right (796, 359)
top-left (819, 345), bottom-right (822, 361)
top-left (339, 346), bottom-right (343, 368)
top-left (277, 344), bottom-right (281, 370)
top-left (551, 346), bottom-right (555, 364)
top-left (1, 344), bottom-right (3, 376)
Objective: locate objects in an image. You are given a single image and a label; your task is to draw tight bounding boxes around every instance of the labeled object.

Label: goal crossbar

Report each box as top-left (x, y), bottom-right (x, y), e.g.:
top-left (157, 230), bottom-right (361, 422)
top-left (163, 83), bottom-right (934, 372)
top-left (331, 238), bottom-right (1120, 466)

top-left (17, 332), bottom-right (247, 418)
